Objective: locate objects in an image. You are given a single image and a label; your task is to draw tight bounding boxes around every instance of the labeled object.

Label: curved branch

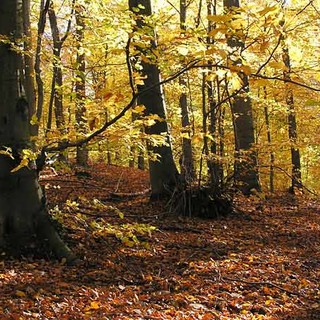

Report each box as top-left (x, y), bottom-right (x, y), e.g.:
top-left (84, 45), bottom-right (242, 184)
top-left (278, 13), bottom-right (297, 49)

top-left (192, 64), bottom-right (320, 92)
top-left (255, 34), bottom-right (282, 75)
top-left (44, 59), bottom-right (200, 153)
top-left (251, 73), bottom-right (320, 92)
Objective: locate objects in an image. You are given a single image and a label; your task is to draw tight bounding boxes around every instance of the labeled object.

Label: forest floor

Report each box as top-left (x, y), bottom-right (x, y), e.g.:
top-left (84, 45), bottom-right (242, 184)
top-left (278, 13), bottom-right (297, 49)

top-left (0, 163), bottom-right (320, 320)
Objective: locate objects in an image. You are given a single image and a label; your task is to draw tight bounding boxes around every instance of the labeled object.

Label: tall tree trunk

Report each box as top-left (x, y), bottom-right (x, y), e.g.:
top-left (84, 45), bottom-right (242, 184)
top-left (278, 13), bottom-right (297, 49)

top-left (279, 12), bottom-right (302, 191)
top-left (129, 0), bottom-right (179, 198)
top-left (75, 3), bottom-right (88, 166)
top-left (206, 0), bottom-right (224, 191)
top-left (179, 0), bottom-right (195, 184)
top-left (48, 3), bottom-right (65, 132)
top-left (0, 0), bottom-right (75, 262)
top-left (22, 0), bottom-right (36, 127)
top-left (47, 1), bottom-right (75, 161)
top-left (223, 0), bottom-right (260, 195)
top-left (263, 88), bottom-right (275, 193)
top-left (34, 0), bottom-right (50, 136)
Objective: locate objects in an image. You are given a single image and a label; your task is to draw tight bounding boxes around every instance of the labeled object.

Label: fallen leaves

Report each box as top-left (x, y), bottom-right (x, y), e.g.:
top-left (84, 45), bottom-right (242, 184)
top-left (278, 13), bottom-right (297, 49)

top-left (0, 164), bottom-right (320, 319)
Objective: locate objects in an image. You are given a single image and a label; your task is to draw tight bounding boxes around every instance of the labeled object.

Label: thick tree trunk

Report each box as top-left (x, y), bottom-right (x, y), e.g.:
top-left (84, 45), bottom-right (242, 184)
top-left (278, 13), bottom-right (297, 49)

top-left (129, 0), bottom-right (179, 198)
top-left (140, 61), bottom-right (179, 198)
top-left (0, 0), bottom-right (75, 262)
top-left (224, 0), bottom-right (260, 195)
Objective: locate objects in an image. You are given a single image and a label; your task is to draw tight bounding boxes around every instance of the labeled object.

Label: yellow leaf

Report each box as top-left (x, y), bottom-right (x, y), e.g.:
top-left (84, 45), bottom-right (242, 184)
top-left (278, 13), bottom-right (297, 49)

top-left (230, 19), bottom-right (245, 30)
top-left (133, 104), bottom-right (146, 114)
top-left (258, 5), bottom-right (278, 16)
top-left (229, 73), bottom-right (243, 90)
top-left (269, 61), bottom-right (286, 70)
top-left (0, 149), bottom-right (13, 159)
top-left (207, 14), bottom-right (230, 23)
top-left (90, 301), bottom-right (100, 309)
top-left (265, 299), bottom-right (273, 306)
top-left (145, 274), bottom-right (153, 282)
top-left (252, 79), bottom-right (270, 86)
top-left (240, 65), bottom-right (252, 75)
top-left (181, 132), bottom-right (191, 139)
top-left (16, 290), bottom-right (26, 298)
top-left (11, 158), bottom-right (29, 173)
top-left (30, 114), bottom-right (39, 126)
top-left (177, 46), bottom-right (189, 56)
top-left (144, 119), bottom-right (156, 126)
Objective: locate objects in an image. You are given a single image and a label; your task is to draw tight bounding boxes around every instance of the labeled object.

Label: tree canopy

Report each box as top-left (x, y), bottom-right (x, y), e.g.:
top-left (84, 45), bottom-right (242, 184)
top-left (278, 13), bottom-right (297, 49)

top-left (21, 0), bottom-right (320, 193)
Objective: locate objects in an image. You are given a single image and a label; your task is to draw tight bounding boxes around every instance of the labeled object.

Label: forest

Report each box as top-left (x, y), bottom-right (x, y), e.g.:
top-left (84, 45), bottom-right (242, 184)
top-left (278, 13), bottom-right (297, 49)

top-left (0, 0), bottom-right (320, 319)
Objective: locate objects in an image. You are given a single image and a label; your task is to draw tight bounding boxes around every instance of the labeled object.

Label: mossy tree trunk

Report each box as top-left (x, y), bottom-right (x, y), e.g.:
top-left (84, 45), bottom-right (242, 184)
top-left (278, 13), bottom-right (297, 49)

top-left (0, 0), bottom-right (75, 262)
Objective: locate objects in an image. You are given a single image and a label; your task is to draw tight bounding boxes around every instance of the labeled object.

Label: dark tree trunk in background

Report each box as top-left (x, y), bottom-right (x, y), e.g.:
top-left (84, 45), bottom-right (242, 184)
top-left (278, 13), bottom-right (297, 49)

top-left (22, 0), bottom-right (36, 126)
top-left (34, 0), bottom-right (50, 136)
top-left (224, 0), bottom-right (261, 195)
top-left (48, 3), bottom-right (65, 131)
top-left (263, 88), bottom-right (275, 193)
top-left (129, 0), bottom-right (179, 198)
top-left (75, 3), bottom-right (89, 166)
top-left (0, 0), bottom-right (75, 262)
top-left (47, 1), bottom-right (75, 162)
top-left (179, 0), bottom-right (195, 184)
top-left (205, 0), bottom-right (225, 191)
top-left (279, 12), bottom-right (302, 192)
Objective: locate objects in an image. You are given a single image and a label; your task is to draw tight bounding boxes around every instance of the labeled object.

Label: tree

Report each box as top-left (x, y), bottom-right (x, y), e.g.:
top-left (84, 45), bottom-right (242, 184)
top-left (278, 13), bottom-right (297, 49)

top-left (223, 0), bottom-right (261, 195)
top-left (179, 0), bottom-right (195, 184)
top-left (33, 0), bottom-right (50, 136)
top-left (204, 0), bottom-right (225, 192)
top-left (129, 0), bottom-right (179, 199)
top-left (279, 3), bottom-right (302, 192)
top-left (75, 3), bottom-right (89, 166)
top-left (0, 0), bottom-right (75, 262)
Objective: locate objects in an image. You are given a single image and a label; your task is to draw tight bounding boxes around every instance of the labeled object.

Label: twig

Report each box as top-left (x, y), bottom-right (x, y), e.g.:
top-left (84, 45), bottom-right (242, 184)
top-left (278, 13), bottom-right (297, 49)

top-left (222, 276), bottom-right (299, 296)
top-left (259, 164), bottom-right (318, 196)
top-left (114, 171), bottom-right (124, 193)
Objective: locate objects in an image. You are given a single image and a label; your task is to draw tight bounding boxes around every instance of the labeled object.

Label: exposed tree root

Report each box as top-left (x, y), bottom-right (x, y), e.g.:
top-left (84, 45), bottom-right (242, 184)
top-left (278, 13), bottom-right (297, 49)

top-left (167, 185), bottom-right (235, 218)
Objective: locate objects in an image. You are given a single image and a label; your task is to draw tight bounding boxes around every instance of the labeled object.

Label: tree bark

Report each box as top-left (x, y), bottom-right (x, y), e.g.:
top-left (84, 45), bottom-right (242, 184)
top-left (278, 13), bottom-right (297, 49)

top-left (34, 0), bottom-right (50, 135)
top-left (280, 26), bottom-right (302, 191)
top-left (263, 88), bottom-right (275, 193)
top-left (75, 3), bottom-right (89, 166)
top-left (223, 0), bottom-right (261, 195)
top-left (48, 3), bottom-right (65, 131)
top-left (0, 0), bottom-right (75, 262)
top-left (179, 0), bottom-right (195, 184)
top-left (129, 0), bottom-right (179, 198)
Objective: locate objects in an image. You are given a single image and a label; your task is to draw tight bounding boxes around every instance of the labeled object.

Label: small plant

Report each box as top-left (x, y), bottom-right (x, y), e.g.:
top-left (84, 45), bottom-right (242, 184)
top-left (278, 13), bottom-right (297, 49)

top-left (50, 197), bottom-right (157, 248)
top-left (90, 220), bottom-right (157, 248)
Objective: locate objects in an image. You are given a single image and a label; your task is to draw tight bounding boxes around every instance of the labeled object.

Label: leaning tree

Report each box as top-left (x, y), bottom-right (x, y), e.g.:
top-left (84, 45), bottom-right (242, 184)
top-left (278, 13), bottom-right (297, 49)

top-left (0, 0), bottom-right (76, 262)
